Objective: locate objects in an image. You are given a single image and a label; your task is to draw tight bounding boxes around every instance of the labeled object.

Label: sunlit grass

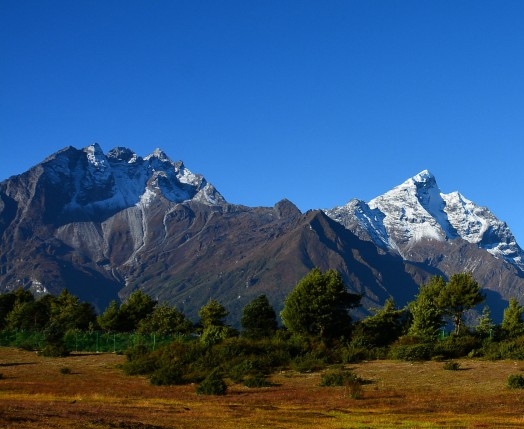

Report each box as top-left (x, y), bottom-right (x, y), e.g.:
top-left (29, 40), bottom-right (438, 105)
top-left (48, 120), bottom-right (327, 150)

top-left (1, 348), bottom-right (524, 428)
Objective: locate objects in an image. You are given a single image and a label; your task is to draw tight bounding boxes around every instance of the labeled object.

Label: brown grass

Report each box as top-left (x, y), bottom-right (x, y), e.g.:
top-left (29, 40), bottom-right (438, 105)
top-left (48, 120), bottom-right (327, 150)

top-left (1, 347), bottom-right (524, 428)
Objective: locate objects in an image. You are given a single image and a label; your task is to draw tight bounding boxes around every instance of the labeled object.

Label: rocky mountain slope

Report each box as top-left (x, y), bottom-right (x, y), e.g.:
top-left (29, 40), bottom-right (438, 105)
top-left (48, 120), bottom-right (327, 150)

top-left (1, 145), bottom-right (523, 323)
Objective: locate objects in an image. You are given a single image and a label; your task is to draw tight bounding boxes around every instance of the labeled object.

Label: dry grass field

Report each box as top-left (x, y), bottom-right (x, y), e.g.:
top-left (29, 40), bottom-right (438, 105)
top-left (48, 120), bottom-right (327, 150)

top-left (1, 347), bottom-right (524, 428)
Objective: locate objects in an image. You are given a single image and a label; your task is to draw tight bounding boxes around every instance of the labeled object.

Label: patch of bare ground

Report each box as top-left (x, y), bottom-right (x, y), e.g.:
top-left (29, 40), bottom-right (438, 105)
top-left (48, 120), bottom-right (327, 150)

top-left (1, 348), bottom-right (524, 428)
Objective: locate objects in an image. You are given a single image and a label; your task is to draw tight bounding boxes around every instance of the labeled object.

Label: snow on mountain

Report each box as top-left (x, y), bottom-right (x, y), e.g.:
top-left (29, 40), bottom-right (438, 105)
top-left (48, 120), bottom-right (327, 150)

top-left (325, 170), bottom-right (524, 272)
top-left (38, 143), bottom-right (227, 218)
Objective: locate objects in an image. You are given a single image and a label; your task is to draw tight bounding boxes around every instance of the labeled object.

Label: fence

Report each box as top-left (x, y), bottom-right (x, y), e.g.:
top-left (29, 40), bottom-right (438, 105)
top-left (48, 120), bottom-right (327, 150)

top-left (0, 330), bottom-right (180, 353)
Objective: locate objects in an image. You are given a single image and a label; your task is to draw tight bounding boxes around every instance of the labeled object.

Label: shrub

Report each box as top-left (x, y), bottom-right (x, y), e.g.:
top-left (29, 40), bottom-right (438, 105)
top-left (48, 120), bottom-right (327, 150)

top-left (59, 367), bottom-right (72, 375)
top-left (291, 353), bottom-right (327, 373)
top-left (40, 343), bottom-right (70, 357)
top-left (434, 335), bottom-right (480, 359)
top-left (196, 369), bottom-right (227, 395)
top-left (388, 343), bottom-right (434, 361)
top-left (150, 363), bottom-right (183, 386)
top-left (443, 361), bottom-right (461, 371)
top-left (320, 368), bottom-right (361, 387)
top-left (243, 373), bottom-right (273, 388)
top-left (507, 374), bottom-right (524, 389)
top-left (0, 373), bottom-right (3, 380)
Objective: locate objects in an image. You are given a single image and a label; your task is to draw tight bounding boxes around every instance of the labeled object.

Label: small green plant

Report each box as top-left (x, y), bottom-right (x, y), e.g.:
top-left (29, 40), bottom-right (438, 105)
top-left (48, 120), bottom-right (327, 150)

top-left (196, 369), bottom-right (227, 395)
top-left (59, 367), bottom-right (72, 375)
top-left (507, 374), bottom-right (524, 389)
top-left (320, 368), bottom-right (360, 387)
top-left (443, 361), bottom-right (461, 371)
top-left (243, 373), bottom-right (272, 388)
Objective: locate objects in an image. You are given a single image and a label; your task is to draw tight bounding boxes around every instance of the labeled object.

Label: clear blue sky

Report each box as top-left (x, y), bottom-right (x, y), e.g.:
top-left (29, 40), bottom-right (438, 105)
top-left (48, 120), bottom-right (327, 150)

top-left (1, 1), bottom-right (523, 245)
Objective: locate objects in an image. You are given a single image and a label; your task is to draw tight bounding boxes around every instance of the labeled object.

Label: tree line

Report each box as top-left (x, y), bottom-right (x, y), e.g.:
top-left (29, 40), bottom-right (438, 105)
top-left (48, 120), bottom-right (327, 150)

top-left (1, 268), bottom-right (524, 362)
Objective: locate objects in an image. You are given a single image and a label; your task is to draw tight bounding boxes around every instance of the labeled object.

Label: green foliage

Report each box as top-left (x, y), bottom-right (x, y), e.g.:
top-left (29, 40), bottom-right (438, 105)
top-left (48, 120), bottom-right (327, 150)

top-left (137, 304), bottom-right (193, 336)
top-left (501, 298), bottom-right (524, 339)
top-left (388, 340), bottom-right (434, 361)
top-left (507, 374), bottom-right (524, 389)
top-left (241, 295), bottom-right (277, 339)
top-left (352, 298), bottom-right (406, 348)
top-left (434, 334), bottom-right (481, 359)
top-left (437, 273), bottom-right (485, 335)
top-left (196, 369), bottom-right (227, 395)
top-left (280, 268), bottom-right (360, 340)
top-left (475, 306), bottom-right (495, 339)
top-left (97, 300), bottom-right (121, 332)
top-left (198, 299), bottom-right (229, 329)
top-left (200, 325), bottom-right (236, 346)
top-left (118, 290), bottom-right (157, 332)
top-left (50, 289), bottom-right (97, 331)
top-left (150, 363), bottom-right (184, 386)
top-left (291, 353), bottom-right (327, 373)
top-left (443, 361), bottom-right (461, 371)
top-left (243, 373), bottom-right (272, 388)
top-left (40, 322), bottom-right (69, 357)
top-left (320, 368), bottom-right (361, 387)
top-left (407, 276), bottom-right (446, 340)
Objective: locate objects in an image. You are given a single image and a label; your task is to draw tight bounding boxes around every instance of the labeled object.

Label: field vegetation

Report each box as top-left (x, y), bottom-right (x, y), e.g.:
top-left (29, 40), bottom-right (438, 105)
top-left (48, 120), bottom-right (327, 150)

top-left (1, 347), bottom-right (524, 428)
top-left (2, 269), bottom-right (524, 427)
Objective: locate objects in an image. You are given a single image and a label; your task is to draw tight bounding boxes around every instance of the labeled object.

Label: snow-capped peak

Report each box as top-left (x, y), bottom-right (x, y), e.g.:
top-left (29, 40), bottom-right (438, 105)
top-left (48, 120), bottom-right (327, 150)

top-left (84, 143), bottom-right (108, 170)
top-left (325, 170), bottom-right (524, 271)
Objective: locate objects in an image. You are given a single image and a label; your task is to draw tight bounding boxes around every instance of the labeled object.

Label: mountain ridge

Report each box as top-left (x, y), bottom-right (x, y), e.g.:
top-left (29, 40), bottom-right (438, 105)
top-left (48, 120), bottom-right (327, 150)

top-left (1, 144), bottom-right (523, 323)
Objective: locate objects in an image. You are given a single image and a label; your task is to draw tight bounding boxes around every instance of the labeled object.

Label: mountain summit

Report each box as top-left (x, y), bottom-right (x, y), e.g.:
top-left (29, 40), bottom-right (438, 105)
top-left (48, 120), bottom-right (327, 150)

top-left (326, 170), bottom-right (524, 272)
top-left (1, 150), bottom-right (524, 322)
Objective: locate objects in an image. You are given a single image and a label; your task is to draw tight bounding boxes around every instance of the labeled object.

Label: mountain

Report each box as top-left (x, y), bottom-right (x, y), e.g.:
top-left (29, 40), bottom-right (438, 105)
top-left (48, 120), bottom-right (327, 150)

top-left (325, 169), bottom-right (524, 318)
top-left (1, 146), bottom-right (523, 323)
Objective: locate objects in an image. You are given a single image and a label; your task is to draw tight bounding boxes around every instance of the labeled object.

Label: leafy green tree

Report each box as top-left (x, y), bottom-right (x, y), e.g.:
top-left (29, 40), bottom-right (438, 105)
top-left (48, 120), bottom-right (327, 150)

top-left (280, 268), bottom-right (361, 340)
top-left (137, 304), bottom-right (193, 335)
top-left (353, 298), bottom-right (405, 347)
top-left (407, 276), bottom-right (446, 340)
top-left (5, 297), bottom-right (52, 331)
top-left (97, 300), bottom-right (122, 332)
top-left (198, 299), bottom-right (229, 329)
top-left (501, 298), bottom-right (524, 339)
top-left (475, 305), bottom-right (495, 339)
top-left (198, 300), bottom-right (235, 345)
top-left (0, 288), bottom-right (34, 330)
top-left (437, 273), bottom-right (485, 335)
top-left (49, 289), bottom-right (97, 331)
top-left (241, 295), bottom-right (277, 339)
top-left (118, 290), bottom-right (157, 332)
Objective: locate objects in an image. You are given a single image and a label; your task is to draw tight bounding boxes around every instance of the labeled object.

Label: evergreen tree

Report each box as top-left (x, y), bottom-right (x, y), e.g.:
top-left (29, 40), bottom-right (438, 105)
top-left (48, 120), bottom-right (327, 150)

top-left (97, 300), bottom-right (122, 332)
top-left (501, 298), bottom-right (524, 339)
top-left (437, 273), bottom-right (485, 335)
top-left (280, 268), bottom-right (360, 340)
top-left (241, 295), bottom-right (277, 339)
top-left (475, 305), bottom-right (495, 339)
top-left (407, 276), bottom-right (446, 340)
top-left (198, 299), bottom-right (229, 328)
top-left (137, 304), bottom-right (193, 335)
top-left (118, 290), bottom-right (157, 332)
top-left (353, 298), bottom-right (405, 347)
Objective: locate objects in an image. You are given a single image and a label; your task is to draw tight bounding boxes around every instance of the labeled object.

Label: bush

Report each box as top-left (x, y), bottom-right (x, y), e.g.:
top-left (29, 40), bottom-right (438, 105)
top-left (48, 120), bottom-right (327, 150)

top-left (291, 353), bottom-right (327, 373)
top-left (508, 374), bottom-right (524, 389)
top-left (243, 373), bottom-right (273, 388)
top-left (434, 335), bottom-right (480, 359)
top-left (59, 367), bottom-right (72, 375)
top-left (443, 361), bottom-right (461, 371)
top-left (320, 368), bottom-right (361, 387)
top-left (150, 363), bottom-right (183, 386)
top-left (40, 343), bottom-right (70, 357)
top-left (388, 342), bottom-right (434, 361)
top-left (196, 369), bottom-right (227, 395)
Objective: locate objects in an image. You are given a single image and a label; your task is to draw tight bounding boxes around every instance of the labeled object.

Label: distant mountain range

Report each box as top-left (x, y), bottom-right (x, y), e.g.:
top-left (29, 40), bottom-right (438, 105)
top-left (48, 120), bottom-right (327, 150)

top-left (1, 144), bottom-right (523, 323)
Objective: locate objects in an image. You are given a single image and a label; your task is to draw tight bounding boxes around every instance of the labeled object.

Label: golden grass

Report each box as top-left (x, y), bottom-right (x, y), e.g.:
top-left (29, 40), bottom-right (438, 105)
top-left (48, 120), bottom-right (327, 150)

top-left (1, 348), bottom-right (524, 428)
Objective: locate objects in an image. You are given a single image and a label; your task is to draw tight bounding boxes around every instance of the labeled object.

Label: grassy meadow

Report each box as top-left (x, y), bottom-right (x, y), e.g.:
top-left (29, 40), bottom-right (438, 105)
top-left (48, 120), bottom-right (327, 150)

top-left (1, 347), bottom-right (524, 428)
